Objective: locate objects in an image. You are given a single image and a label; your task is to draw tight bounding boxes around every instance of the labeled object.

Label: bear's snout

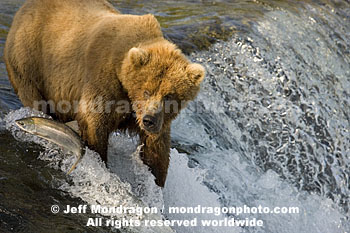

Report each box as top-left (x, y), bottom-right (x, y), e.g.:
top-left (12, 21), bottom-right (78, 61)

top-left (143, 115), bottom-right (157, 128)
top-left (139, 99), bottom-right (164, 134)
top-left (142, 111), bottom-right (163, 133)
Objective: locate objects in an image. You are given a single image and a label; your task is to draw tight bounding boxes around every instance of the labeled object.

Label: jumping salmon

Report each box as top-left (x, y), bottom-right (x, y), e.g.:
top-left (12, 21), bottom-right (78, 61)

top-left (15, 117), bottom-right (84, 174)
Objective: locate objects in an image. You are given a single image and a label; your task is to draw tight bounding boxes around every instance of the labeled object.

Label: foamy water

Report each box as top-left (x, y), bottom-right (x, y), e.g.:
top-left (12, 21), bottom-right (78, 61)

top-left (4, 102), bottom-right (349, 233)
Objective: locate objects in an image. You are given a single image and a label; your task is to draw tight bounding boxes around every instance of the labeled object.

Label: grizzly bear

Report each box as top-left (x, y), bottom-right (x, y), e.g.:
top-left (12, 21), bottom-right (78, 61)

top-left (4, 0), bottom-right (204, 186)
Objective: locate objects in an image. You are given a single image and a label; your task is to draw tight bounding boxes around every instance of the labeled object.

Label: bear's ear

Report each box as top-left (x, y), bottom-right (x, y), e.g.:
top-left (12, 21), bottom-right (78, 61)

top-left (128, 47), bottom-right (150, 66)
top-left (187, 63), bottom-right (205, 86)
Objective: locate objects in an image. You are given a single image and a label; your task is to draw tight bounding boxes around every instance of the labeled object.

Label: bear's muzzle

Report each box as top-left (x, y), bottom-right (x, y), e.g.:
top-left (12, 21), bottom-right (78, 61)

top-left (142, 100), bottom-right (164, 134)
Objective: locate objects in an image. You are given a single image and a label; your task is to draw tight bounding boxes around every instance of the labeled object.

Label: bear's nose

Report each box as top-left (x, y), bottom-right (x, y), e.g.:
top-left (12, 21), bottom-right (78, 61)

top-left (143, 115), bottom-right (157, 129)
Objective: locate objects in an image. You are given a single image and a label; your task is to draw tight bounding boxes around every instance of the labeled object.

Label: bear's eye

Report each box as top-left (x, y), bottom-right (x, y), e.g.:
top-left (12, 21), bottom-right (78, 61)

top-left (144, 90), bottom-right (151, 99)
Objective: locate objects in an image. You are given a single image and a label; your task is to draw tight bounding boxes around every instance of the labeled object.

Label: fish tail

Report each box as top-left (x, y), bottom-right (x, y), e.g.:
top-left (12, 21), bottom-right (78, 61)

top-left (67, 147), bottom-right (85, 174)
top-left (67, 156), bottom-right (82, 175)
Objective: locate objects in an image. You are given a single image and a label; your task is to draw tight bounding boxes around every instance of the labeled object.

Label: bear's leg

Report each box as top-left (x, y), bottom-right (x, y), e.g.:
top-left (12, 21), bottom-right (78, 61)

top-left (77, 113), bottom-right (110, 162)
top-left (76, 88), bottom-right (113, 162)
top-left (139, 126), bottom-right (171, 187)
top-left (6, 63), bottom-right (45, 111)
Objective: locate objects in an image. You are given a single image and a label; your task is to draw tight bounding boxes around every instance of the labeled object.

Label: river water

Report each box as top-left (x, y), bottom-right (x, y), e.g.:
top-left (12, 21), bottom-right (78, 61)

top-left (0, 0), bottom-right (349, 233)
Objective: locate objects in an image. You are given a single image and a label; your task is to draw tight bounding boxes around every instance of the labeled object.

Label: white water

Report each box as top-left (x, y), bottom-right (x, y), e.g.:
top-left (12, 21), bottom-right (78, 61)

top-left (4, 104), bottom-right (348, 233)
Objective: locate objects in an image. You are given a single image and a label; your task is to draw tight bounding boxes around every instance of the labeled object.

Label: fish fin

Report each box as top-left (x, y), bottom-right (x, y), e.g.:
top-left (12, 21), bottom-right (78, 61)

top-left (65, 121), bottom-right (81, 135)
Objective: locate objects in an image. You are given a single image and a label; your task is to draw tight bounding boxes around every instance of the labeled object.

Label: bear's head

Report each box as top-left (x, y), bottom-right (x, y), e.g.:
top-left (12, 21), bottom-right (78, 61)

top-left (120, 40), bottom-right (205, 135)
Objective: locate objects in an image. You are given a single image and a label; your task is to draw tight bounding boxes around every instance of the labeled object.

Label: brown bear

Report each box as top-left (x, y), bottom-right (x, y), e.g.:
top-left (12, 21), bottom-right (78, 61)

top-left (4, 0), bottom-right (205, 187)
